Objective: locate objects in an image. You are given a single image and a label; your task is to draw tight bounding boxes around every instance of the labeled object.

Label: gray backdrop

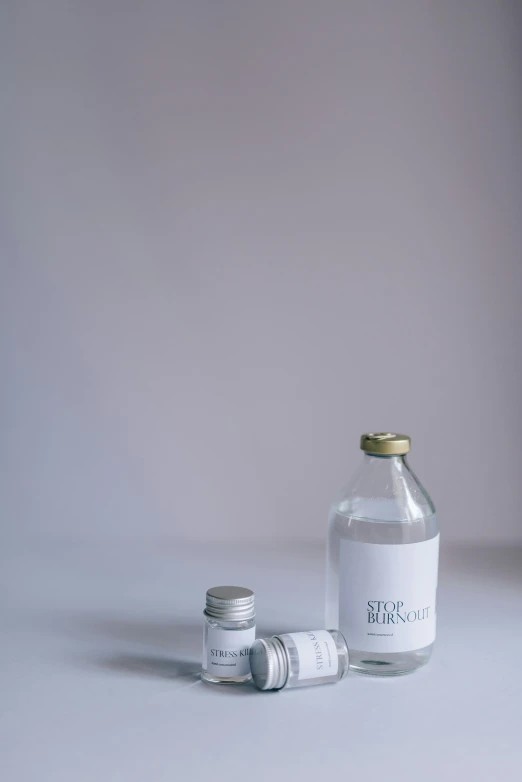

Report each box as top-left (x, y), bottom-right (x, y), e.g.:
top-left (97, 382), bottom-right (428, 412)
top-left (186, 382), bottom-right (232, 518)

top-left (3, 1), bottom-right (522, 544)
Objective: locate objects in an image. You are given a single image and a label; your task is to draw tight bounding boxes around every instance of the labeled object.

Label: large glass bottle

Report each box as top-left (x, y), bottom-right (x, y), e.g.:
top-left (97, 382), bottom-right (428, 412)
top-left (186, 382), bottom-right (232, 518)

top-left (326, 433), bottom-right (439, 675)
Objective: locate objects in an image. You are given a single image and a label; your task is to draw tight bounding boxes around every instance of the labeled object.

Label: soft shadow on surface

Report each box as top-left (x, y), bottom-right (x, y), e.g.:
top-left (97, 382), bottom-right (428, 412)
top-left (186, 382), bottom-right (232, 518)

top-left (55, 613), bottom-right (284, 649)
top-left (91, 652), bottom-right (257, 694)
top-left (95, 653), bottom-right (201, 682)
top-left (92, 650), bottom-right (261, 695)
top-left (52, 614), bottom-right (203, 684)
top-left (58, 615), bottom-right (201, 649)
top-left (55, 613), bottom-right (282, 690)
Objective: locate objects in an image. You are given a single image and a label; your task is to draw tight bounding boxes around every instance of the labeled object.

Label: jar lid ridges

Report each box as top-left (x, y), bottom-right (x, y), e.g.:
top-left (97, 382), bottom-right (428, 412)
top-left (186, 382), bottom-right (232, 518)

top-left (205, 585), bottom-right (255, 621)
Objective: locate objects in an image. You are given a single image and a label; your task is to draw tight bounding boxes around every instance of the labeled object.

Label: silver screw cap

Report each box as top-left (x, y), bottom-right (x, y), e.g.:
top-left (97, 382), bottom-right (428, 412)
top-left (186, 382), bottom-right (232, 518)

top-left (250, 636), bottom-right (289, 690)
top-left (204, 586), bottom-right (255, 621)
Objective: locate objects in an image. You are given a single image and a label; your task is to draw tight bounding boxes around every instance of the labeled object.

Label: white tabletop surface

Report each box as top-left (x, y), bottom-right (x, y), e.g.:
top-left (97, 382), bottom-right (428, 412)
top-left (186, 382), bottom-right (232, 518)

top-left (3, 539), bottom-right (521, 781)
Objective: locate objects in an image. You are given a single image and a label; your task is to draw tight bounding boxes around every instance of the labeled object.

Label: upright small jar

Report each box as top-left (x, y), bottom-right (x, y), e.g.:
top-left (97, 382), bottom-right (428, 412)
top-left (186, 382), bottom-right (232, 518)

top-left (250, 629), bottom-right (348, 691)
top-left (202, 586), bottom-right (256, 684)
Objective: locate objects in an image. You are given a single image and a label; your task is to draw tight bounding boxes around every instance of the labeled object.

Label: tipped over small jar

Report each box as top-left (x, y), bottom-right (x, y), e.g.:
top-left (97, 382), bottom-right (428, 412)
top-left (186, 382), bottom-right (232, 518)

top-left (250, 629), bottom-right (349, 691)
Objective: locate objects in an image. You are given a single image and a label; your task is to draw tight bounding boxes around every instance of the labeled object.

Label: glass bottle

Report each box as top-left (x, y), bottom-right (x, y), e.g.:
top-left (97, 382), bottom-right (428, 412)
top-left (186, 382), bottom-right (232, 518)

top-left (326, 433), bottom-right (439, 676)
top-left (250, 630), bottom-right (349, 691)
top-left (202, 586), bottom-right (256, 684)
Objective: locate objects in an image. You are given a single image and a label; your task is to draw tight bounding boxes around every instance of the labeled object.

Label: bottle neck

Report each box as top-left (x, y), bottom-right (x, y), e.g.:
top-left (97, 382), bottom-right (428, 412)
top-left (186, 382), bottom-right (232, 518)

top-left (363, 453), bottom-right (407, 465)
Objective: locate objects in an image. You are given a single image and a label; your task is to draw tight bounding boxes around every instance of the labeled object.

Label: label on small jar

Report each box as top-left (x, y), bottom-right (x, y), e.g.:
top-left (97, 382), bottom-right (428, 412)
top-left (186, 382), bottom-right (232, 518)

top-left (288, 630), bottom-right (339, 680)
top-left (339, 535), bottom-right (439, 653)
top-left (204, 626), bottom-right (256, 678)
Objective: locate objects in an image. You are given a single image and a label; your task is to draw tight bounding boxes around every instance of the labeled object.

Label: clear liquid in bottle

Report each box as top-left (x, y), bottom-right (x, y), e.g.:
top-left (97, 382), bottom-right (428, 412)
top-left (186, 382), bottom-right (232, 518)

top-left (326, 433), bottom-right (439, 676)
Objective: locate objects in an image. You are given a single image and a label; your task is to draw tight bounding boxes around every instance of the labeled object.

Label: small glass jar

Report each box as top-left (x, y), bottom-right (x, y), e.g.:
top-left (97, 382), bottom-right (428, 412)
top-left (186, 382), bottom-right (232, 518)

top-left (250, 629), bottom-right (349, 691)
top-left (202, 586), bottom-right (256, 684)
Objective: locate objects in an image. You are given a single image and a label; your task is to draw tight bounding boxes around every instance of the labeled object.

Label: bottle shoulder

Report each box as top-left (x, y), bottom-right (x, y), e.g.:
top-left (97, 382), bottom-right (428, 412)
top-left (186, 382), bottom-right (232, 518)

top-left (331, 455), bottom-right (435, 523)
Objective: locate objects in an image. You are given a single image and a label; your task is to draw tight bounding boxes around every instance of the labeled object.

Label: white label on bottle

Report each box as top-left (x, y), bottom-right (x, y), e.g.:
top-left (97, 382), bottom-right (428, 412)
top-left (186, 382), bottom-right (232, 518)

top-left (204, 626), bottom-right (256, 677)
top-left (339, 535), bottom-right (439, 653)
top-left (287, 630), bottom-right (339, 680)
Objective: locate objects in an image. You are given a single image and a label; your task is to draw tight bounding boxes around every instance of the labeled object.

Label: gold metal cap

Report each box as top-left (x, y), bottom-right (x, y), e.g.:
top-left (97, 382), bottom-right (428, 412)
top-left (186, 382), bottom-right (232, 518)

top-left (360, 432), bottom-right (411, 455)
